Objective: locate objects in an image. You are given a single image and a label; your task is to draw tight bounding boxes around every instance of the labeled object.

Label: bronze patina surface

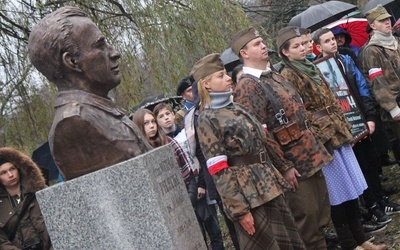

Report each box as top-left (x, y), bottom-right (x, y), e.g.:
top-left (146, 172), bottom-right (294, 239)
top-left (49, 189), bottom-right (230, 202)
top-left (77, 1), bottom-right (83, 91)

top-left (28, 7), bottom-right (151, 180)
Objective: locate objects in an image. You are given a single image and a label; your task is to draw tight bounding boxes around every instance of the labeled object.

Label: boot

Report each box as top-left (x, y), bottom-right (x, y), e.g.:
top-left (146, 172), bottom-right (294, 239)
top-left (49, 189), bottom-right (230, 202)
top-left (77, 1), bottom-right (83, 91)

top-left (335, 225), bottom-right (357, 250)
top-left (361, 241), bottom-right (387, 250)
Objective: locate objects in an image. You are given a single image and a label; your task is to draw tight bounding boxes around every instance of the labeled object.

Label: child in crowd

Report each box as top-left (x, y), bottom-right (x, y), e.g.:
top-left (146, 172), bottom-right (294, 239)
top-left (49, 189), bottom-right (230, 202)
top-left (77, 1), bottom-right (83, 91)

top-left (153, 103), bottom-right (181, 137)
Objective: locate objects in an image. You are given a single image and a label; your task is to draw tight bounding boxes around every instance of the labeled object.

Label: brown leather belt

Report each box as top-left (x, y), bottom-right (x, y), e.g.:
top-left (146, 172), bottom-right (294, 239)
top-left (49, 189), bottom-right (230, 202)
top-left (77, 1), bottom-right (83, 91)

top-left (312, 106), bottom-right (334, 120)
top-left (228, 151), bottom-right (267, 166)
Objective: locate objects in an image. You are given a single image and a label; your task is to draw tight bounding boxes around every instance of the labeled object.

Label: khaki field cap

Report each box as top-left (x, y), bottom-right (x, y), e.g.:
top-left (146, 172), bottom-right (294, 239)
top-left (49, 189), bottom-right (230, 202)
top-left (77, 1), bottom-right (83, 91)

top-left (366, 4), bottom-right (391, 24)
top-left (231, 27), bottom-right (260, 56)
top-left (190, 53), bottom-right (225, 82)
top-left (276, 26), bottom-right (304, 49)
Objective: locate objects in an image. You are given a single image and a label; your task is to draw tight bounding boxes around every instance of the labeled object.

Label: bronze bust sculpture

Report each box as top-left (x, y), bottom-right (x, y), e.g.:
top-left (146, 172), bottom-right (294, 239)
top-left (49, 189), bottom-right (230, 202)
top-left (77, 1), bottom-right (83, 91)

top-left (28, 7), bottom-right (151, 180)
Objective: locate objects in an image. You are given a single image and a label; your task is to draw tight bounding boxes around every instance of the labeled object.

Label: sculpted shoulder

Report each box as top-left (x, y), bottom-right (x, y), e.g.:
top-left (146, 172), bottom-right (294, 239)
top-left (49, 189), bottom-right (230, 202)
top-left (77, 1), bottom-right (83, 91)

top-left (60, 101), bottom-right (82, 119)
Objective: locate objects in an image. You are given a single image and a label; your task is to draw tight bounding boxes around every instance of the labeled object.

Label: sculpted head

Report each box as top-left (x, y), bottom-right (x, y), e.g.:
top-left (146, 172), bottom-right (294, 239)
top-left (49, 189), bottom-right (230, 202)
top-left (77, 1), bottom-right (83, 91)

top-left (28, 6), bottom-right (121, 97)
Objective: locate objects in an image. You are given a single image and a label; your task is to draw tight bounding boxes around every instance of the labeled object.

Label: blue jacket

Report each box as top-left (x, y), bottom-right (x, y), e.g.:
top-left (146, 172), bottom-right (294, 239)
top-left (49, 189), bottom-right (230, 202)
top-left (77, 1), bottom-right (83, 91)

top-left (338, 53), bottom-right (377, 122)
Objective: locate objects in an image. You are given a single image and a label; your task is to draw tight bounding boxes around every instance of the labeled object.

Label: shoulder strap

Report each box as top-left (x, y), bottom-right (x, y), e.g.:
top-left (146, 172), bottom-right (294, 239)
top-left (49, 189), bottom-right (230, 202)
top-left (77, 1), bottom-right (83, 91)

top-left (8, 194), bottom-right (35, 241)
top-left (241, 73), bottom-right (282, 114)
top-left (378, 46), bottom-right (400, 81)
top-left (379, 46), bottom-right (390, 60)
top-left (241, 73), bottom-right (289, 124)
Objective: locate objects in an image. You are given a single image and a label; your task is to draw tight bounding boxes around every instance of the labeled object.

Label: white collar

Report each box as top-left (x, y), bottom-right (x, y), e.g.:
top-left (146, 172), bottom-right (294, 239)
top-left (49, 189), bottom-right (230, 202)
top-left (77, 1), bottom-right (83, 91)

top-left (243, 66), bottom-right (271, 78)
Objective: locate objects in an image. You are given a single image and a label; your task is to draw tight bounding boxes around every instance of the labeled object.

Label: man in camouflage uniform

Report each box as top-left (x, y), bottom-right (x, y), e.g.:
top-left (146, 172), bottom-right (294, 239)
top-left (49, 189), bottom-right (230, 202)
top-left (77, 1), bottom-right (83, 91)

top-left (362, 5), bottom-right (400, 138)
top-left (231, 27), bottom-right (333, 249)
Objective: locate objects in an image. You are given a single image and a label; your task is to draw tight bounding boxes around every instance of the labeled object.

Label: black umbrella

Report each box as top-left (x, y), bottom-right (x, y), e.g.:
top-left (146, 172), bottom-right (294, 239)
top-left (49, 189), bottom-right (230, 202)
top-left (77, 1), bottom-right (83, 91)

top-left (130, 94), bottom-right (183, 114)
top-left (288, 1), bottom-right (358, 31)
top-left (362, 0), bottom-right (400, 22)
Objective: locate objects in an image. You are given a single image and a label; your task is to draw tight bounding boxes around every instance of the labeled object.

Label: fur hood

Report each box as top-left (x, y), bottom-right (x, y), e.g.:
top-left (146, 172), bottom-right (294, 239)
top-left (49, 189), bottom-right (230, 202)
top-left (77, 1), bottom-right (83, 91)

top-left (0, 147), bottom-right (46, 194)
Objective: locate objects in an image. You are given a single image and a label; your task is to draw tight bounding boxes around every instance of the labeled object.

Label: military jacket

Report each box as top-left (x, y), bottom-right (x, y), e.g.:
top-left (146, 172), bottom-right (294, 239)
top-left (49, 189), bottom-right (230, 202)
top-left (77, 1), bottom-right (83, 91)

top-left (280, 68), bottom-right (353, 148)
top-left (197, 104), bottom-right (291, 221)
top-left (49, 90), bottom-right (152, 180)
top-left (361, 40), bottom-right (400, 121)
top-left (234, 72), bottom-right (333, 179)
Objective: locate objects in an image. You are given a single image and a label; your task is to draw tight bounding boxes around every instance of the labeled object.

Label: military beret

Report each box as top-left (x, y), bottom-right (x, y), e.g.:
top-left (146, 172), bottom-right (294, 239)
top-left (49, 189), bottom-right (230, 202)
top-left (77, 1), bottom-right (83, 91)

top-left (231, 27), bottom-right (260, 56)
top-left (276, 26), bottom-right (304, 49)
top-left (176, 76), bottom-right (195, 96)
top-left (190, 53), bottom-right (225, 82)
top-left (366, 4), bottom-right (391, 24)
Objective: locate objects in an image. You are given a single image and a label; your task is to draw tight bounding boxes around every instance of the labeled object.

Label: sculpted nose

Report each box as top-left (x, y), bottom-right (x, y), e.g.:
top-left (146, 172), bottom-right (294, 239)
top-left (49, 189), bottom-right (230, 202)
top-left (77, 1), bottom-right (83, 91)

top-left (110, 46), bottom-right (121, 60)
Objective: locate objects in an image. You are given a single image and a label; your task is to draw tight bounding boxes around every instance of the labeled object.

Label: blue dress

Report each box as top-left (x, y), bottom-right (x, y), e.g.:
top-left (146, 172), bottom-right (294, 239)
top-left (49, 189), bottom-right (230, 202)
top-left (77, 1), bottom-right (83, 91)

top-left (322, 144), bottom-right (368, 206)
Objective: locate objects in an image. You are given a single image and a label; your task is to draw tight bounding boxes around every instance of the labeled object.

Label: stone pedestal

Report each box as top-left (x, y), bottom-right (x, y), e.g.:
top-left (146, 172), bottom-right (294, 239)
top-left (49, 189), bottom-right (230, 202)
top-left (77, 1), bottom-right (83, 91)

top-left (36, 145), bottom-right (205, 250)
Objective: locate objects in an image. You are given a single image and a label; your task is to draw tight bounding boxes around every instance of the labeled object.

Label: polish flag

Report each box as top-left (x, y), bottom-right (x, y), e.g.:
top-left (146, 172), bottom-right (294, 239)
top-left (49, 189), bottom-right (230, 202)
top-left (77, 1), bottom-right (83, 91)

top-left (207, 155), bottom-right (228, 176)
top-left (368, 68), bottom-right (383, 80)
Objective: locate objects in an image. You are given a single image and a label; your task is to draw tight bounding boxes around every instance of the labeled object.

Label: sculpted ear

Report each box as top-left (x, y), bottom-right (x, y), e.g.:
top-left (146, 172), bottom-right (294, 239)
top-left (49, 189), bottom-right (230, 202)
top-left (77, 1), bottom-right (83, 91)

top-left (62, 52), bottom-right (82, 72)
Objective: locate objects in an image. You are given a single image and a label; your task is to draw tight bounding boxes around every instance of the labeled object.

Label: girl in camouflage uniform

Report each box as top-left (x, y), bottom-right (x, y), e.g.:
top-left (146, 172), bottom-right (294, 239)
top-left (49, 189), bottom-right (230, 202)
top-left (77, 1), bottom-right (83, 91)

top-left (191, 53), bottom-right (305, 250)
top-left (277, 26), bottom-right (386, 250)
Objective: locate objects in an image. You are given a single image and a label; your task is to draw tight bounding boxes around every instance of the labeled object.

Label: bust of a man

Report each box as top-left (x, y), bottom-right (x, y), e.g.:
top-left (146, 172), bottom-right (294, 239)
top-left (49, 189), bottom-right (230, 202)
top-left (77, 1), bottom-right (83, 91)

top-left (28, 6), bottom-right (151, 180)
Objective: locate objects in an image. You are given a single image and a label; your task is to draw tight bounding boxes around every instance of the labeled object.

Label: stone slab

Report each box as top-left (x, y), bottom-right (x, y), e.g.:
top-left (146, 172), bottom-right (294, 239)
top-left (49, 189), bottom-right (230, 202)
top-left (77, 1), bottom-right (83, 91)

top-left (36, 145), bottom-right (205, 250)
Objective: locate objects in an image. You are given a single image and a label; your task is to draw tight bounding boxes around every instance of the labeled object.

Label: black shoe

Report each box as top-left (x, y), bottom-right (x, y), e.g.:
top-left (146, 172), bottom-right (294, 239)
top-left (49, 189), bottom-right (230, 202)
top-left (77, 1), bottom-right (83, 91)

top-left (379, 196), bottom-right (400, 215)
top-left (368, 204), bottom-right (392, 225)
top-left (363, 223), bottom-right (387, 234)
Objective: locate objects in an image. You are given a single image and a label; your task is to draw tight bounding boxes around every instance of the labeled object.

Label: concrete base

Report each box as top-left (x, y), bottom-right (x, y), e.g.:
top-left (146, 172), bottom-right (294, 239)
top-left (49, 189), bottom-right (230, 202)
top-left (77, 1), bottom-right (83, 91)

top-left (36, 145), bottom-right (205, 250)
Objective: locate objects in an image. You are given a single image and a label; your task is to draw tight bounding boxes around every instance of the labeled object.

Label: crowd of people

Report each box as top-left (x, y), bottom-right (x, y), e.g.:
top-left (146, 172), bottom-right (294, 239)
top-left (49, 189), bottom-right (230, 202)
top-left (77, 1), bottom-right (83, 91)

top-left (2, 3), bottom-right (400, 250)
top-left (144, 4), bottom-right (400, 250)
